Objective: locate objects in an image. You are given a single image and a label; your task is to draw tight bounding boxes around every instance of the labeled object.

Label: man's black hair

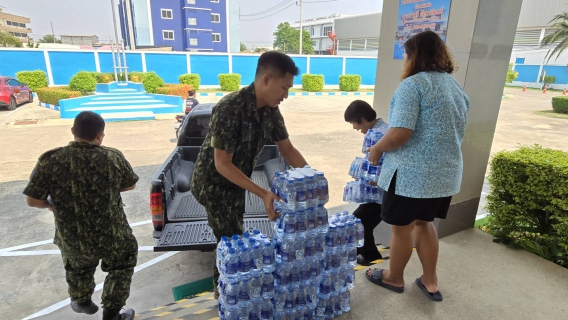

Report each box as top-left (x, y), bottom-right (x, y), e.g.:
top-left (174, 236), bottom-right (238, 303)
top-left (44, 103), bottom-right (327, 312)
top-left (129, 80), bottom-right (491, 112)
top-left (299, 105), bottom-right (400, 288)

top-left (255, 51), bottom-right (299, 78)
top-left (73, 111), bottom-right (105, 141)
top-left (344, 100), bottom-right (377, 124)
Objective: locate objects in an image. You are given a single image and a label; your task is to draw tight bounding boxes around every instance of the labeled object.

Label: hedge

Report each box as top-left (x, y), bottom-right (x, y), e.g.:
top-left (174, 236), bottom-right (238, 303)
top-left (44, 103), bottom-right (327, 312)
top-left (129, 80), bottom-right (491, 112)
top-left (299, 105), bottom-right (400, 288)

top-left (36, 87), bottom-right (81, 106)
top-left (339, 74), bottom-right (361, 91)
top-left (552, 96), bottom-right (568, 114)
top-left (69, 71), bottom-right (97, 93)
top-left (179, 74), bottom-right (200, 90)
top-left (142, 72), bottom-right (165, 93)
top-left (129, 72), bottom-right (145, 83)
top-left (16, 70), bottom-right (48, 91)
top-left (302, 74), bottom-right (324, 92)
top-left (485, 145), bottom-right (568, 268)
top-left (155, 84), bottom-right (194, 99)
top-left (91, 72), bottom-right (114, 84)
top-left (219, 74), bottom-right (241, 91)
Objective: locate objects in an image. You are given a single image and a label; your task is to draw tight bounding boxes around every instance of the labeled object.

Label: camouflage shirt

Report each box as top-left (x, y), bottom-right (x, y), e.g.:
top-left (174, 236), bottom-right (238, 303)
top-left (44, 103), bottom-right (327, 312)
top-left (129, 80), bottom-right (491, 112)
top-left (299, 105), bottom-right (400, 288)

top-left (23, 142), bottom-right (139, 254)
top-left (191, 83), bottom-right (289, 207)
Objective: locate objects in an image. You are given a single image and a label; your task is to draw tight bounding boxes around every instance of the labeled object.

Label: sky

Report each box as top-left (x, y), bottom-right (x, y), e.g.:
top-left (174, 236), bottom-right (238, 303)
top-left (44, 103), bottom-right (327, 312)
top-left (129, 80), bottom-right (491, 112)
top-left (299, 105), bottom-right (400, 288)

top-left (0, 0), bottom-right (383, 46)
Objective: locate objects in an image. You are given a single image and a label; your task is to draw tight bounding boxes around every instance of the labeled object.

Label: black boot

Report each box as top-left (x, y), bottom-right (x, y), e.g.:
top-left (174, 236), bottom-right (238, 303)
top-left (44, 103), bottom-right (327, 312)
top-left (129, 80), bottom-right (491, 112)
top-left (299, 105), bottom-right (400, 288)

top-left (103, 307), bottom-right (135, 320)
top-left (70, 300), bottom-right (99, 315)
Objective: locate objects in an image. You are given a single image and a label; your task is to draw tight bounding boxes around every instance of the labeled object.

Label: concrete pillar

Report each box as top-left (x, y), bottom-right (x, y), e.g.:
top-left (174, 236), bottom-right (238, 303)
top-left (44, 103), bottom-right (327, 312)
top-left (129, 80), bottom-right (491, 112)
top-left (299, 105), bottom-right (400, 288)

top-left (372, 0), bottom-right (524, 245)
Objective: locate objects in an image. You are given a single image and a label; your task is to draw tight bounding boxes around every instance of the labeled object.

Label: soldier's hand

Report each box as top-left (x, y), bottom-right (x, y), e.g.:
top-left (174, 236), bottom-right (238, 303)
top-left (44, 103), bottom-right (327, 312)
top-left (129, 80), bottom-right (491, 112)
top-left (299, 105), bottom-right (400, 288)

top-left (262, 191), bottom-right (281, 221)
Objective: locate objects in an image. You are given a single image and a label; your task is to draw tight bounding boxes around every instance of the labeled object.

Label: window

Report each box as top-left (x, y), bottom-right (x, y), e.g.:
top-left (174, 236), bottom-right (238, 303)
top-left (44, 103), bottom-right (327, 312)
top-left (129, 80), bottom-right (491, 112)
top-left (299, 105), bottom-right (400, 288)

top-left (161, 9), bottom-right (173, 19)
top-left (187, 0), bottom-right (195, 3)
top-left (312, 28), bottom-right (315, 36)
top-left (515, 57), bottom-right (525, 65)
top-left (211, 0), bottom-right (220, 2)
top-left (6, 21), bottom-right (12, 26)
top-left (322, 26), bottom-right (332, 36)
top-left (14, 32), bottom-right (21, 37)
top-left (190, 38), bottom-right (198, 46)
top-left (19, 23), bottom-right (26, 27)
top-left (312, 41), bottom-right (316, 47)
top-left (211, 13), bottom-right (220, 23)
top-left (7, 79), bottom-right (21, 86)
top-left (163, 30), bottom-right (174, 40)
top-left (22, 33), bottom-right (27, 38)
top-left (188, 18), bottom-right (197, 25)
top-left (212, 33), bottom-right (221, 42)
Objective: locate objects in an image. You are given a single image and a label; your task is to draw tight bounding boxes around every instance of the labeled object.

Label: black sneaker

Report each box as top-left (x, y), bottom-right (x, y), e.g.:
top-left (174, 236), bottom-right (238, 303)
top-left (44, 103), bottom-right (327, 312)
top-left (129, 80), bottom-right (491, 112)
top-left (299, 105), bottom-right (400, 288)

top-left (103, 307), bottom-right (135, 320)
top-left (117, 308), bottom-right (135, 320)
top-left (70, 300), bottom-right (99, 315)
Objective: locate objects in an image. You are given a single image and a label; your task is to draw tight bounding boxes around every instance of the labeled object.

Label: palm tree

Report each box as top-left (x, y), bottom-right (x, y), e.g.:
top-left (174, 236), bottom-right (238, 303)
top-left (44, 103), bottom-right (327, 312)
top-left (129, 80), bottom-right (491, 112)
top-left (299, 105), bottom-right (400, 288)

top-left (540, 12), bottom-right (568, 62)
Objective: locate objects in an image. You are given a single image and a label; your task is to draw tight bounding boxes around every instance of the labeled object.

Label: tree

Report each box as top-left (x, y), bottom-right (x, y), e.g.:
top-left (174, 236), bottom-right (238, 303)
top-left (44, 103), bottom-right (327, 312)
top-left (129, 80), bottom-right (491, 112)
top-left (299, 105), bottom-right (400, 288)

top-left (506, 63), bottom-right (518, 84)
top-left (38, 34), bottom-right (62, 44)
top-left (273, 22), bottom-right (314, 55)
top-left (540, 12), bottom-right (568, 62)
top-left (0, 31), bottom-right (23, 47)
top-left (240, 42), bottom-right (247, 52)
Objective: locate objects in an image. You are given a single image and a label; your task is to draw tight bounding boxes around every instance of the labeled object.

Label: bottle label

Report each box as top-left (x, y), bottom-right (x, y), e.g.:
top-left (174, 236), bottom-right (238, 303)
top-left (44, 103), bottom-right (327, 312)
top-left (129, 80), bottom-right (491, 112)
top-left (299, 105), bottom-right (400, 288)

top-left (317, 216), bottom-right (324, 227)
top-left (239, 290), bottom-right (250, 301)
top-left (250, 313), bottom-right (260, 320)
top-left (325, 306), bottom-right (334, 315)
top-left (225, 262), bottom-right (238, 275)
top-left (306, 189), bottom-right (313, 200)
top-left (282, 251), bottom-right (294, 263)
top-left (238, 260), bottom-right (251, 273)
top-left (305, 245), bottom-right (315, 257)
top-left (326, 235), bottom-right (336, 247)
top-left (262, 282), bottom-right (274, 293)
top-left (309, 294), bottom-right (317, 304)
top-left (284, 222), bottom-right (295, 234)
top-left (296, 191), bottom-right (307, 202)
top-left (296, 221), bottom-right (307, 232)
top-left (263, 253), bottom-right (274, 265)
top-left (318, 186), bottom-right (328, 199)
top-left (316, 308), bottom-right (325, 317)
top-left (368, 165), bottom-right (378, 175)
top-left (286, 299), bottom-right (295, 309)
top-left (251, 286), bottom-right (261, 298)
top-left (307, 219), bottom-right (316, 229)
top-left (332, 257), bottom-right (340, 268)
top-left (322, 215), bottom-right (329, 226)
top-left (261, 309), bottom-right (273, 318)
top-left (286, 192), bottom-right (296, 203)
top-left (311, 265), bottom-right (320, 277)
top-left (297, 296), bottom-right (307, 306)
top-left (295, 249), bottom-right (305, 260)
top-left (320, 284), bottom-right (330, 294)
top-left (348, 251), bottom-right (357, 261)
top-left (356, 230), bottom-right (364, 240)
top-left (301, 269), bottom-right (311, 280)
top-left (335, 301), bottom-right (342, 311)
top-left (305, 312), bottom-right (314, 320)
top-left (275, 302), bottom-right (285, 312)
top-left (348, 234), bottom-right (356, 244)
top-left (341, 256), bottom-right (348, 265)
top-left (239, 317), bottom-right (248, 320)
top-left (226, 294), bottom-right (237, 305)
top-left (254, 258), bottom-right (263, 269)
top-left (281, 273), bottom-right (290, 286)
top-left (291, 271), bottom-right (300, 283)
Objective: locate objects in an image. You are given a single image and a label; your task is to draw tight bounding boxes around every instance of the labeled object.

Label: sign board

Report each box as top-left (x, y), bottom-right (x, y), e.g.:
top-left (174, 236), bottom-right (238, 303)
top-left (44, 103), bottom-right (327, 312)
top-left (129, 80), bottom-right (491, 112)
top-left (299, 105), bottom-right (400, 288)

top-left (394, 0), bottom-right (452, 60)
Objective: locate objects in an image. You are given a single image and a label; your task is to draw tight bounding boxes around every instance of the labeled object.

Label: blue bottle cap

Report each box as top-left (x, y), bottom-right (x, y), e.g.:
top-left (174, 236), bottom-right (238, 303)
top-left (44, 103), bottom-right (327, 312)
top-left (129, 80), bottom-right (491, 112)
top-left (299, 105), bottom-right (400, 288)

top-left (297, 177), bottom-right (304, 182)
top-left (316, 172), bottom-right (324, 177)
top-left (232, 234), bottom-right (239, 241)
top-left (264, 241), bottom-right (272, 247)
top-left (347, 221), bottom-right (354, 226)
top-left (253, 229), bottom-right (261, 235)
top-left (238, 240), bottom-right (245, 246)
top-left (226, 242), bottom-right (233, 248)
top-left (338, 223), bottom-right (345, 228)
top-left (317, 204), bottom-right (323, 207)
top-left (221, 236), bottom-right (229, 242)
top-left (243, 232), bottom-right (250, 238)
top-left (287, 177), bottom-right (296, 182)
top-left (228, 248), bottom-right (236, 254)
top-left (241, 246), bottom-right (248, 252)
top-left (355, 219), bottom-right (362, 223)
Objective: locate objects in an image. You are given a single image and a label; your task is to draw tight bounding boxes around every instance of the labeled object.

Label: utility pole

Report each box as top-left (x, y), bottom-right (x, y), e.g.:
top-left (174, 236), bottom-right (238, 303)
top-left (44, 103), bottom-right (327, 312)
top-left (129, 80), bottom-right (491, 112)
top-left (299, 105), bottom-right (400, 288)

top-left (299, 0), bottom-right (303, 54)
top-left (110, 0), bottom-right (122, 76)
top-left (50, 22), bottom-right (55, 42)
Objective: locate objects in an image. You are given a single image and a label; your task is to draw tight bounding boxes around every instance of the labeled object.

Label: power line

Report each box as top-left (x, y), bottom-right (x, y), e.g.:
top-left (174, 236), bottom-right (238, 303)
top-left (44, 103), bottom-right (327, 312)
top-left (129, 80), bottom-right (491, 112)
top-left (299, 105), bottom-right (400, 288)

top-left (240, 0), bottom-right (292, 17)
top-left (240, 3), bottom-right (297, 21)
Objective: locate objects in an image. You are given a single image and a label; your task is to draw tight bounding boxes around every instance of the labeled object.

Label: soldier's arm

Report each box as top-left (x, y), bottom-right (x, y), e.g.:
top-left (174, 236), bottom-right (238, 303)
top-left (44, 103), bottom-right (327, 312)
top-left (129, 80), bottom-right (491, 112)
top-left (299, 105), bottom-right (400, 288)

top-left (116, 153), bottom-right (139, 192)
top-left (23, 161), bottom-right (52, 210)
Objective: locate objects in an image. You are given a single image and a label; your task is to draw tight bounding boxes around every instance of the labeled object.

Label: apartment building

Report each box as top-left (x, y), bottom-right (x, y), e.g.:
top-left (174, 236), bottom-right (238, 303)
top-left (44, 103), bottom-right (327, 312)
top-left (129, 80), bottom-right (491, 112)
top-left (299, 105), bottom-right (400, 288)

top-left (0, 7), bottom-right (32, 43)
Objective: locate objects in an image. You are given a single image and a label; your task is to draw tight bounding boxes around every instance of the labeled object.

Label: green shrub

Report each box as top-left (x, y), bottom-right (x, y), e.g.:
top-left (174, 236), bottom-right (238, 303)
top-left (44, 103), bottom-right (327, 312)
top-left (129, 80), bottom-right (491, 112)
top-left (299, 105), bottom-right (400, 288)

top-left (552, 96), bottom-right (568, 114)
top-left (129, 72), bottom-right (145, 83)
top-left (506, 63), bottom-right (518, 84)
top-left (302, 74), bottom-right (324, 92)
top-left (69, 71), bottom-right (97, 93)
top-left (155, 84), bottom-right (194, 99)
top-left (540, 75), bottom-right (556, 85)
top-left (339, 74), bottom-right (361, 91)
top-left (90, 72), bottom-right (114, 84)
top-left (142, 72), bottom-right (165, 93)
top-left (16, 70), bottom-right (48, 91)
top-left (36, 87), bottom-right (81, 106)
top-left (485, 145), bottom-right (568, 268)
top-left (179, 74), bottom-right (200, 90)
top-left (219, 74), bottom-right (241, 91)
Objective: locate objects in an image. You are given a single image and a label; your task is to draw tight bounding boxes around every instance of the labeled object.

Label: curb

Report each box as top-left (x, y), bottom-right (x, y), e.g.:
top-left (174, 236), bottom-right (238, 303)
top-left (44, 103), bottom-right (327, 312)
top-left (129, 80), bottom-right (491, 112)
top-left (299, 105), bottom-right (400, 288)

top-left (38, 101), bottom-right (60, 111)
top-left (198, 91), bottom-right (374, 97)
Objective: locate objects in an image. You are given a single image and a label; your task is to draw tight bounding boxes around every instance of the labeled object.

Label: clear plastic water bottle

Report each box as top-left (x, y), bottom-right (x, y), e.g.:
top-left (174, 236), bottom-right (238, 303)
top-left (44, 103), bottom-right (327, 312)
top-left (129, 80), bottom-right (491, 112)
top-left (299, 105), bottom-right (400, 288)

top-left (225, 281), bottom-right (240, 307)
top-left (295, 238), bottom-right (306, 263)
top-left (261, 271), bottom-right (275, 299)
top-left (225, 248), bottom-right (239, 282)
top-left (250, 269), bottom-right (262, 300)
top-left (300, 260), bottom-right (311, 287)
top-left (305, 306), bottom-right (315, 320)
top-left (337, 223), bottom-right (347, 252)
top-left (315, 173), bottom-right (329, 205)
top-left (296, 285), bottom-right (307, 315)
top-left (251, 241), bottom-right (263, 271)
top-left (315, 233), bottom-right (326, 260)
top-left (282, 209), bottom-right (296, 241)
top-left (305, 236), bottom-right (316, 261)
top-left (347, 243), bottom-right (357, 267)
top-left (325, 225), bottom-right (337, 255)
top-left (337, 266), bottom-right (347, 292)
top-left (334, 294), bottom-right (343, 317)
top-left (341, 290), bottom-right (351, 312)
top-left (367, 161), bottom-right (379, 182)
top-left (274, 287), bottom-right (287, 314)
top-left (289, 263), bottom-right (300, 290)
top-left (262, 241), bottom-right (275, 273)
top-left (225, 304), bottom-right (239, 320)
top-left (242, 232), bottom-right (251, 249)
top-left (307, 285), bottom-right (318, 309)
top-left (253, 229), bottom-right (262, 240)
top-left (275, 261), bottom-right (291, 289)
top-left (319, 273), bottom-right (331, 300)
top-left (305, 174), bottom-right (318, 208)
top-left (238, 302), bottom-right (249, 320)
top-left (280, 237), bottom-right (295, 264)
top-left (295, 209), bottom-right (307, 240)
top-left (250, 299), bottom-right (262, 320)
top-left (324, 297), bottom-right (334, 320)
top-left (310, 258), bottom-right (321, 286)
top-left (306, 207), bottom-right (317, 237)
top-left (231, 234), bottom-right (240, 249)
top-left (316, 297), bottom-right (326, 320)
top-left (217, 236), bottom-right (229, 273)
top-left (285, 290), bottom-right (297, 313)
top-left (295, 177), bottom-right (308, 210)
top-left (316, 204), bottom-right (329, 234)
top-left (261, 299), bottom-right (273, 320)
top-left (284, 178), bottom-right (297, 211)
top-left (239, 279), bottom-right (251, 307)
top-left (346, 267), bottom-right (355, 289)
top-left (355, 219), bottom-right (365, 248)
top-left (238, 246), bottom-right (252, 280)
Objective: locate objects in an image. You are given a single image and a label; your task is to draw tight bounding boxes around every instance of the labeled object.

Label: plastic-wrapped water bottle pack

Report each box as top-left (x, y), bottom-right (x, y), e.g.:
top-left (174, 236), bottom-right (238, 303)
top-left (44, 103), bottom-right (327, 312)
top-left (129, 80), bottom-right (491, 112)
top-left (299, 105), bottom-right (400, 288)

top-left (216, 167), bottom-right (364, 319)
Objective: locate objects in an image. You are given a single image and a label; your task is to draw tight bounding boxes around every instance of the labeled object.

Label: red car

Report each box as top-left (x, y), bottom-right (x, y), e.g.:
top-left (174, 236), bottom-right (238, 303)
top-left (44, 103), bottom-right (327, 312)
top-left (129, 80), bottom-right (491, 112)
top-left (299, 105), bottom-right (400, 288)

top-left (0, 76), bottom-right (33, 110)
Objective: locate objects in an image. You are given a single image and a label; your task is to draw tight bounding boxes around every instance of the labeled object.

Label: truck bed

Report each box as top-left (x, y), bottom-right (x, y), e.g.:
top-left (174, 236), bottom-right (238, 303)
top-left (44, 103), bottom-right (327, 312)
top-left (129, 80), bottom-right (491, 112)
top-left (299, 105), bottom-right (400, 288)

top-left (151, 146), bottom-right (286, 251)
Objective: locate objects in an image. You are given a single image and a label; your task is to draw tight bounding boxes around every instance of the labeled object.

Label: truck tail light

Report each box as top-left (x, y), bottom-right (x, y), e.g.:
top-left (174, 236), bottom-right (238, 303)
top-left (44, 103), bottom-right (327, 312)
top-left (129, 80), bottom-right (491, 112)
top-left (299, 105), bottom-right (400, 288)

top-left (150, 192), bottom-right (164, 230)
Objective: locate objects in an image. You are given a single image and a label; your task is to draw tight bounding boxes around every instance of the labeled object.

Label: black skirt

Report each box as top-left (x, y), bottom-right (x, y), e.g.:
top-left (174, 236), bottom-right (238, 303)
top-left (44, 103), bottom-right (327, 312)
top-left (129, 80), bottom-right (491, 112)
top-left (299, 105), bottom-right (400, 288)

top-left (381, 171), bottom-right (452, 226)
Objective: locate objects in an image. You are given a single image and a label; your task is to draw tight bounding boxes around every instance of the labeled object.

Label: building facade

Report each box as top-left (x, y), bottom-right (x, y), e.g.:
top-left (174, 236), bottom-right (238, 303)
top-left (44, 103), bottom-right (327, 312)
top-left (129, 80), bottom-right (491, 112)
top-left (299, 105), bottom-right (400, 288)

top-left (0, 7), bottom-right (32, 44)
top-left (291, 15), bottom-right (340, 55)
top-left (119, 0), bottom-right (240, 52)
top-left (61, 35), bottom-right (99, 46)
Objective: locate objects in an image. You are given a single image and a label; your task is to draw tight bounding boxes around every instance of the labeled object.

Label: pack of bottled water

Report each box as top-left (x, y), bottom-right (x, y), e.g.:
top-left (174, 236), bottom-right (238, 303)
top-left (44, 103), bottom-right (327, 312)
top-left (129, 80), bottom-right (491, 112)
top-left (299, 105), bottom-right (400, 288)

top-left (361, 128), bottom-right (385, 154)
top-left (216, 167), bottom-right (364, 319)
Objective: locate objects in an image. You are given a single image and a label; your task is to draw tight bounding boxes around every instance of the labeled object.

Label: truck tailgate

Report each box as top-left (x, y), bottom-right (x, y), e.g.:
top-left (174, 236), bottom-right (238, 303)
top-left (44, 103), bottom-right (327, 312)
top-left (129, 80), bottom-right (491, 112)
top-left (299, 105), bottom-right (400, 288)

top-left (154, 218), bottom-right (274, 251)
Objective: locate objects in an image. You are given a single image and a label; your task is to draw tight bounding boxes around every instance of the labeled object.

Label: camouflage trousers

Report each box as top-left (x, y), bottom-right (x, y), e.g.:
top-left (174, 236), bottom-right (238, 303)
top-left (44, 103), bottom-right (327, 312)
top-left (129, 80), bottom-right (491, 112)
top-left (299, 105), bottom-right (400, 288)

top-left (60, 241), bottom-right (138, 309)
top-left (206, 204), bottom-right (245, 291)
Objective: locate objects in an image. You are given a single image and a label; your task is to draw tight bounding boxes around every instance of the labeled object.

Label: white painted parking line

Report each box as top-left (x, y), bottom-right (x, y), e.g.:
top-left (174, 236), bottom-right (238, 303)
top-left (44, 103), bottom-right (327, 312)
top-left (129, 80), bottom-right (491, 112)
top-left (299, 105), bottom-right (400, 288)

top-left (1, 107), bottom-right (21, 118)
top-left (22, 251), bottom-right (179, 320)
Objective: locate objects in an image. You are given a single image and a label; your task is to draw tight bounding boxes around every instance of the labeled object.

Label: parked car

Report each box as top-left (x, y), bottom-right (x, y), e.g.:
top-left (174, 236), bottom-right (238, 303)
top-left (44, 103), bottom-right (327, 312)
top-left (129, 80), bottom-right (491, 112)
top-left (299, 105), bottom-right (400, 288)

top-left (151, 103), bottom-right (286, 251)
top-left (0, 76), bottom-right (33, 110)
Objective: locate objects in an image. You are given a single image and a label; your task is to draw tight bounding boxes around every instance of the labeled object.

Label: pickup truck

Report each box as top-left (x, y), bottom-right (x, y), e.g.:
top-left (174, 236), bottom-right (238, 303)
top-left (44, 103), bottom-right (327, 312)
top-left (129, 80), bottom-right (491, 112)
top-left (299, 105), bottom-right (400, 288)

top-left (150, 103), bottom-right (287, 252)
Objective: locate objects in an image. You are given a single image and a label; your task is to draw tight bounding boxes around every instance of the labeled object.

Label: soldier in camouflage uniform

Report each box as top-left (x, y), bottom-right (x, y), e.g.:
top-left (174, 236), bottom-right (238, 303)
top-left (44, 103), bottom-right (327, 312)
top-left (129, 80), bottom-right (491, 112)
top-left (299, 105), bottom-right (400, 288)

top-left (191, 52), bottom-right (310, 296)
top-left (24, 111), bottom-right (138, 320)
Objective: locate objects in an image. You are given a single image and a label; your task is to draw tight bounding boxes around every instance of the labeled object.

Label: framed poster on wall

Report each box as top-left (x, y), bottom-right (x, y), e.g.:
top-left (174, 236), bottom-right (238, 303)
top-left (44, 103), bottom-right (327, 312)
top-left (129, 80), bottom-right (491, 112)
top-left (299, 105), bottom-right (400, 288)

top-left (393, 0), bottom-right (452, 60)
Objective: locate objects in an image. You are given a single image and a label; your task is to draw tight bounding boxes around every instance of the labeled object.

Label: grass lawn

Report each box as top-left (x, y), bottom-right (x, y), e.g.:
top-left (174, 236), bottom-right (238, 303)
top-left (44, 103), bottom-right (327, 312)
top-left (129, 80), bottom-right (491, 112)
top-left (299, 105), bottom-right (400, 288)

top-left (197, 88), bottom-right (375, 93)
top-left (474, 217), bottom-right (488, 229)
top-left (533, 110), bottom-right (568, 119)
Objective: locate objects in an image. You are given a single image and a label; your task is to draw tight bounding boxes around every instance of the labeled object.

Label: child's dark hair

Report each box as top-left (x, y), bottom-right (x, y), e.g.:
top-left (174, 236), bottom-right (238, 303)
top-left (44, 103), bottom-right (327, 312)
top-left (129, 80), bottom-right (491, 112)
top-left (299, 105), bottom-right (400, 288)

top-left (188, 90), bottom-right (195, 96)
top-left (344, 100), bottom-right (376, 124)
